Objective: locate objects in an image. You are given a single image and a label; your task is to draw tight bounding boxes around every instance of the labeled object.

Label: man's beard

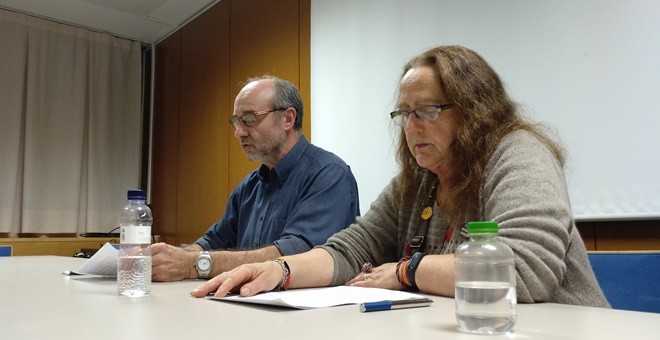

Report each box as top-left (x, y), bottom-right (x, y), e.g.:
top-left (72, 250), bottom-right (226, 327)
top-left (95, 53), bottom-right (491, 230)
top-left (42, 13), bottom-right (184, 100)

top-left (243, 133), bottom-right (286, 165)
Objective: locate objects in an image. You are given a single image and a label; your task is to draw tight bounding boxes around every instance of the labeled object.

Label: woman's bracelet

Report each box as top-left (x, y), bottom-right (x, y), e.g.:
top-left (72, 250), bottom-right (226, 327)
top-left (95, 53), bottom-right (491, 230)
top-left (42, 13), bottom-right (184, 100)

top-left (270, 258), bottom-right (291, 291)
top-left (396, 259), bottom-right (413, 289)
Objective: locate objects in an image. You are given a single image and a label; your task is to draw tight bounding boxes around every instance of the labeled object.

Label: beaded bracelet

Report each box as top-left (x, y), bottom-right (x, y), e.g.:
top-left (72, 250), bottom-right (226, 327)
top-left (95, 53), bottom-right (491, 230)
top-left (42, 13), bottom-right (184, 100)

top-left (395, 260), bottom-right (405, 286)
top-left (270, 258), bottom-right (291, 291)
top-left (396, 259), bottom-right (413, 289)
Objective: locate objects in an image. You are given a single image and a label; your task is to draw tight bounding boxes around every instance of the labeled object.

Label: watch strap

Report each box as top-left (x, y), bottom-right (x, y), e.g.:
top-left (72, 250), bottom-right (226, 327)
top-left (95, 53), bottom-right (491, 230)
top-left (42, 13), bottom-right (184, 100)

top-left (196, 251), bottom-right (212, 279)
top-left (406, 252), bottom-right (425, 290)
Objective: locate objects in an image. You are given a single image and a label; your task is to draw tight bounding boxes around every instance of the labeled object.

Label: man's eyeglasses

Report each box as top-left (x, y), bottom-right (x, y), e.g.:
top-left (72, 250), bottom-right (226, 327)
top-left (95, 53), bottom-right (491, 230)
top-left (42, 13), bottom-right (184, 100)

top-left (229, 108), bottom-right (287, 128)
top-left (389, 104), bottom-right (453, 126)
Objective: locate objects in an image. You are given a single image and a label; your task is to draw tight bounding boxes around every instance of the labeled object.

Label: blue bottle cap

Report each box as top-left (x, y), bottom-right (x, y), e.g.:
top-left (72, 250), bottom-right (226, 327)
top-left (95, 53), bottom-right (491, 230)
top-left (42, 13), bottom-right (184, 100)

top-left (127, 189), bottom-right (147, 200)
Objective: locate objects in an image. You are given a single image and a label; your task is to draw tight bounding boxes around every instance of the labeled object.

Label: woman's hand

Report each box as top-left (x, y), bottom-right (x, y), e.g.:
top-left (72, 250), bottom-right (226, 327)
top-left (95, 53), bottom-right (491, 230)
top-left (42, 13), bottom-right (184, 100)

top-left (346, 262), bottom-right (404, 290)
top-left (190, 260), bottom-right (282, 298)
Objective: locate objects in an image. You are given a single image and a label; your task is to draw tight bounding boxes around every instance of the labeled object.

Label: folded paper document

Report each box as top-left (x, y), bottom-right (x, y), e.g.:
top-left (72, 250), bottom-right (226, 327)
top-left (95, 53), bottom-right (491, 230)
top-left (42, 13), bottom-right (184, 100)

top-left (207, 286), bottom-right (426, 309)
top-left (62, 242), bottom-right (118, 276)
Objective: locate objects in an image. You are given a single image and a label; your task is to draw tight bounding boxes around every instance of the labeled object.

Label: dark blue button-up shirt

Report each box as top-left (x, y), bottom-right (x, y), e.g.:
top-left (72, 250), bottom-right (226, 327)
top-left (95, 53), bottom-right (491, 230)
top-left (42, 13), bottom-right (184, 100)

top-left (195, 136), bottom-right (360, 255)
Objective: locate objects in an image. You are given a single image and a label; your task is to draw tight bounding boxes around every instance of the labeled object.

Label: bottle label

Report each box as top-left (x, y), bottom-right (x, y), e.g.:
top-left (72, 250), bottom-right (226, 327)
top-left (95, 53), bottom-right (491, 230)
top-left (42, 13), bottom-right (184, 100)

top-left (120, 226), bottom-right (152, 244)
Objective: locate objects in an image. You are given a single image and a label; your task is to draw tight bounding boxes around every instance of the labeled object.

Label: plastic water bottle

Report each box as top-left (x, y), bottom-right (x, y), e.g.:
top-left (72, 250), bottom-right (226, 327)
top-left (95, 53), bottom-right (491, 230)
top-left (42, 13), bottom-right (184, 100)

top-left (454, 221), bottom-right (516, 334)
top-left (117, 189), bottom-right (152, 297)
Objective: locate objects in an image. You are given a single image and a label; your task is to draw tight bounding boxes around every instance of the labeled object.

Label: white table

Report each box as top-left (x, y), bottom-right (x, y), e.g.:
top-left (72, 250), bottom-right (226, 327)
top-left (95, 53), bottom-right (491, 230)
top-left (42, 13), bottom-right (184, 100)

top-left (1, 256), bottom-right (658, 339)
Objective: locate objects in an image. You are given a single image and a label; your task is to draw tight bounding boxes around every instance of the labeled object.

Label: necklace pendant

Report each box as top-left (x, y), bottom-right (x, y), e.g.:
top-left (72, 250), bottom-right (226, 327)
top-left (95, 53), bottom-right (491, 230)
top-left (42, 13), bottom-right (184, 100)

top-left (421, 206), bottom-right (433, 220)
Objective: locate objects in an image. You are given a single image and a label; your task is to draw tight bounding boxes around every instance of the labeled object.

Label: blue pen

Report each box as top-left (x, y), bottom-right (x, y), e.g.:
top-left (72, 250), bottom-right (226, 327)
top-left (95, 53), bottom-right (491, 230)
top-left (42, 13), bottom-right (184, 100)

top-left (359, 297), bottom-right (433, 312)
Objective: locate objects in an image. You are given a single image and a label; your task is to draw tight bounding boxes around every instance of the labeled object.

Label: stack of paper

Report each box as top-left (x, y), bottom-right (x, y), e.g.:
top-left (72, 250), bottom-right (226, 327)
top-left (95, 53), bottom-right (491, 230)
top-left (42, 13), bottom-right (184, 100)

top-left (208, 285), bottom-right (426, 309)
top-left (62, 242), bottom-right (118, 276)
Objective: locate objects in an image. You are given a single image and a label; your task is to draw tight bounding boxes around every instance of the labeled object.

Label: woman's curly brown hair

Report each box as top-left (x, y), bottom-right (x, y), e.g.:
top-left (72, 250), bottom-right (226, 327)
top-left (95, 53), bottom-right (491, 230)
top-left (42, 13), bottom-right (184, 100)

top-left (393, 45), bottom-right (564, 228)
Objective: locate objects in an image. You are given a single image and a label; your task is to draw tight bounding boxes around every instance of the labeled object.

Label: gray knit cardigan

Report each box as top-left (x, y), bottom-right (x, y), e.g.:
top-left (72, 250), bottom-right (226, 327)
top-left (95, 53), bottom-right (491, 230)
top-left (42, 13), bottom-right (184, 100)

top-left (321, 130), bottom-right (609, 308)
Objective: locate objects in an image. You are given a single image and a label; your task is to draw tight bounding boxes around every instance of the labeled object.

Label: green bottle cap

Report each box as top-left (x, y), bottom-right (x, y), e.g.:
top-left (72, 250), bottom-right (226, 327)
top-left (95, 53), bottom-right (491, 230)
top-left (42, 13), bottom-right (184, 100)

top-left (467, 221), bottom-right (499, 234)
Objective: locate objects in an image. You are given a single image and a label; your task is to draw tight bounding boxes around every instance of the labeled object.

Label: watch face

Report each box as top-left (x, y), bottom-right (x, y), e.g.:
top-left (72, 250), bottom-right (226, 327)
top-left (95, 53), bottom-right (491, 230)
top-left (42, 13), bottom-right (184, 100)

top-left (197, 258), bottom-right (211, 271)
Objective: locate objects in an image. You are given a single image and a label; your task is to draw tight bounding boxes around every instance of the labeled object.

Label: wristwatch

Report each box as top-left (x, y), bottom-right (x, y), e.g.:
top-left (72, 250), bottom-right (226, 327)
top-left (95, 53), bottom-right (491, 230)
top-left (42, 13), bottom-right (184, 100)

top-left (407, 252), bottom-right (426, 290)
top-left (195, 251), bottom-right (213, 279)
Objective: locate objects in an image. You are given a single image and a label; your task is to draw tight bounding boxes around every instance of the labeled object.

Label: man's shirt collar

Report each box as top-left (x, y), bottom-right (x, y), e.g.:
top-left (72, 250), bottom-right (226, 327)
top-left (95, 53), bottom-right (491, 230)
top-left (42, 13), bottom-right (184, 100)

top-left (257, 135), bottom-right (308, 186)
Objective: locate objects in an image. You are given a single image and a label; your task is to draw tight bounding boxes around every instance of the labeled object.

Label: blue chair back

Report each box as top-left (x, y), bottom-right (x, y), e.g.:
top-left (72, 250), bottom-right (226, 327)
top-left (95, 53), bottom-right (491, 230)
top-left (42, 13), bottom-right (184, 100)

top-left (0, 245), bottom-right (12, 256)
top-left (588, 252), bottom-right (660, 313)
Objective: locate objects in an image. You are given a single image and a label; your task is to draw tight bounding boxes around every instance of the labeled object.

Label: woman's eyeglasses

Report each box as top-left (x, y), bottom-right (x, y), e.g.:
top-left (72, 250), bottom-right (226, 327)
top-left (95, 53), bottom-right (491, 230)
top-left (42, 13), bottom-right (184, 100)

top-left (389, 104), bottom-right (452, 126)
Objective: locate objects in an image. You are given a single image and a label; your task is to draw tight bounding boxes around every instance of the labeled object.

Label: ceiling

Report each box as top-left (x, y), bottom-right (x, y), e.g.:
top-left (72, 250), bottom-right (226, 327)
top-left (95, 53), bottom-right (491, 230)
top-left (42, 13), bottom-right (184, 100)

top-left (0, 0), bottom-right (219, 43)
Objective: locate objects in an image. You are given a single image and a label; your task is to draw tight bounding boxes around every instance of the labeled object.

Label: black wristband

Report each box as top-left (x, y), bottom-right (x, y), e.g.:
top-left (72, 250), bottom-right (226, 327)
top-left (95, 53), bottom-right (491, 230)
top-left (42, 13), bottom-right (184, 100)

top-left (406, 252), bottom-right (425, 290)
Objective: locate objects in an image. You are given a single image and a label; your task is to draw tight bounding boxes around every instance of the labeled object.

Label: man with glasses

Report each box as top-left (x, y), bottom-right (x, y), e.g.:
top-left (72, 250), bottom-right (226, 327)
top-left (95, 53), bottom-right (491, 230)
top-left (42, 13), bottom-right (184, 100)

top-left (151, 75), bottom-right (360, 281)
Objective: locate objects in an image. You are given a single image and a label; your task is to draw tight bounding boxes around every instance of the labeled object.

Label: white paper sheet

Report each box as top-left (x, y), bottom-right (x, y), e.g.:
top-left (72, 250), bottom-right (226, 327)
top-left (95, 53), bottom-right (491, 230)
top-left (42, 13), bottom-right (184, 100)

top-left (62, 242), bottom-right (118, 276)
top-left (207, 286), bottom-right (426, 309)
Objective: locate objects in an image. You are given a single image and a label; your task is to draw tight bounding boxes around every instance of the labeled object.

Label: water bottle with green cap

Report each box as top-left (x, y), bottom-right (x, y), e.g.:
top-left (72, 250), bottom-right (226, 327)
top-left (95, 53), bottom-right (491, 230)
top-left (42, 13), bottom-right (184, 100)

top-left (454, 221), bottom-right (517, 334)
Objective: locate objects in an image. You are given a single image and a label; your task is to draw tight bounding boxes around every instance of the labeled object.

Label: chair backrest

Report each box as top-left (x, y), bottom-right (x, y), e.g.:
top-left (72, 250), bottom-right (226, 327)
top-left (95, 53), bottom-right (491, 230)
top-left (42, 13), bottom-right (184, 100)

top-left (0, 245), bottom-right (12, 256)
top-left (588, 252), bottom-right (660, 313)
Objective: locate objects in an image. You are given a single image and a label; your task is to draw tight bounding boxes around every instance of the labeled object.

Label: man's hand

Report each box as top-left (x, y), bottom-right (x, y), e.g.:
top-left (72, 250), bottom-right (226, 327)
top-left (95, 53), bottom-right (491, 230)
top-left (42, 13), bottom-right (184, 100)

top-left (151, 242), bottom-right (198, 282)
